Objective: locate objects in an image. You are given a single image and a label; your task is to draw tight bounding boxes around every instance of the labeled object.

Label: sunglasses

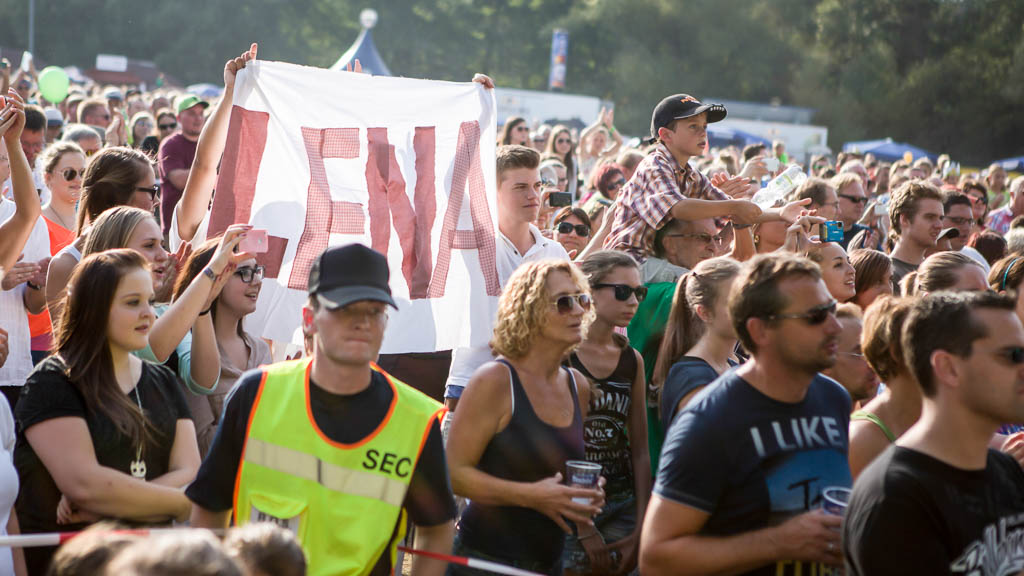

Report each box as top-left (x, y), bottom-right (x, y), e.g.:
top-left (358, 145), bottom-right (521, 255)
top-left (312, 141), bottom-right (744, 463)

top-left (84, 148), bottom-right (98, 157)
top-left (666, 232), bottom-right (723, 245)
top-left (61, 167), bottom-right (84, 181)
top-left (608, 179), bottom-right (627, 190)
top-left (556, 222), bottom-right (590, 237)
top-left (135, 184), bottom-right (161, 201)
top-left (967, 194), bottom-right (987, 206)
top-left (995, 346), bottom-right (1024, 365)
top-left (768, 300), bottom-right (838, 325)
top-left (839, 194), bottom-right (868, 205)
top-left (235, 265), bottom-right (265, 284)
top-left (159, 122), bottom-right (177, 131)
top-left (554, 293), bottom-right (592, 314)
top-left (556, 138), bottom-right (571, 145)
top-left (592, 283), bottom-right (647, 302)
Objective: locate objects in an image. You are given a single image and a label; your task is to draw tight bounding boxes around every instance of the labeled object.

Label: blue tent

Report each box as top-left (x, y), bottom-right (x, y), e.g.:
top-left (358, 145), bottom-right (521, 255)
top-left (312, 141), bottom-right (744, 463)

top-left (996, 157), bottom-right (1024, 172)
top-left (707, 126), bottom-right (771, 149)
top-left (331, 9), bottom-right (391, 76)
top-left (842, 138), bottom-right (936, 162)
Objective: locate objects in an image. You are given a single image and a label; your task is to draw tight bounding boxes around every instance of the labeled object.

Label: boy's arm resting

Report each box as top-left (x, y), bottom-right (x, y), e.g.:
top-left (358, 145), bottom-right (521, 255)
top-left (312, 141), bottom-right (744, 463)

top-left (669, 197), bottom-right (759, 223)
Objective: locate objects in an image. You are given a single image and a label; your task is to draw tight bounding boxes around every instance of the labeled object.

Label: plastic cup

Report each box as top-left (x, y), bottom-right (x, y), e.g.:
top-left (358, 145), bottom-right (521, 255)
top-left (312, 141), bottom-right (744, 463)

top-left (565, 460), bottom-right (601, 504)
top-left (821, 486), bottom-right (852, 517)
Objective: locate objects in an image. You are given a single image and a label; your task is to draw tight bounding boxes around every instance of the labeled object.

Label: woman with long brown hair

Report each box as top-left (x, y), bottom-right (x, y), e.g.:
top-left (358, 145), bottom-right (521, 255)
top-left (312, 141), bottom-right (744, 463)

top-left (15, 250), bottom-right (197, 574)
top-left (545, 125), bottom-right (579, 200)
top-left (498, 116), bottom-right (530, 147)
top-left (652, 258), bottom-right (741, 430)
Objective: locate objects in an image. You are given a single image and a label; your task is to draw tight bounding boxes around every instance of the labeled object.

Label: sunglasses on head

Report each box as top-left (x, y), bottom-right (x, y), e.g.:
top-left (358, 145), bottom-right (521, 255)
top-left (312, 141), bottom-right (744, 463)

top-left (554, 293), bottom-right (592, 314)
top-left (556, 221), bottom-right (590, 237)
top-left (61, 167), bottom-right (83, 181)
top-left (159, 122), bottom-right (177, 131)
top-left (593, 283), bottom-right (647, 302)
top-left (234, 265), bottom-right (265, 284)
top-left (996, 346), bottom-right (1024, 365)
top-left (768, 301), bottom-right (838, 326)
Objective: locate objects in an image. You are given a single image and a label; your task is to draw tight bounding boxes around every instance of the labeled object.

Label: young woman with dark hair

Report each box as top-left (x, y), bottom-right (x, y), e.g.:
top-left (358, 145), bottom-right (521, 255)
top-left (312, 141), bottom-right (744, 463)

top-left (498, 116), bottom-right (530, 147)
top-left (15, 250), bottom-right (198, 574)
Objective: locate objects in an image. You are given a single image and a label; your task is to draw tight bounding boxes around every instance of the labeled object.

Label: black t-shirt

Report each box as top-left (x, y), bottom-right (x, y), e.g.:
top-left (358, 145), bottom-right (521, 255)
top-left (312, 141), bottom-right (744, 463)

top-left (185, 368), bottom-right (455, 575)
top-left (840, 223), bottom-right (869, 250)
top-left (660, 357), bottom-right (737, 431)
top-left (844, 445), bottom-right (1024, 575)
top-left (14, 357), bottom-right (190, 573)
top-left (656, 372), bottom-right (852, 576)
top-left (890, 257), bottom-right (918, 291)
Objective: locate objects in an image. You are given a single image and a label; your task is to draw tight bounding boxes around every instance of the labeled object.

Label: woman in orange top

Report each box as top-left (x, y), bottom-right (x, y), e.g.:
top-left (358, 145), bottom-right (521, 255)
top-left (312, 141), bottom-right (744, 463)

top-left (28, 142), bottom-right (86, 363)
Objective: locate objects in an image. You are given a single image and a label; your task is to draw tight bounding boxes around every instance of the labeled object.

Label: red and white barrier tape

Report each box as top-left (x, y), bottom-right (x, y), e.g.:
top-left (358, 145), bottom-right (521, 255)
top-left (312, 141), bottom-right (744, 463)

top-left (0, 530), bottom-right (545, 576)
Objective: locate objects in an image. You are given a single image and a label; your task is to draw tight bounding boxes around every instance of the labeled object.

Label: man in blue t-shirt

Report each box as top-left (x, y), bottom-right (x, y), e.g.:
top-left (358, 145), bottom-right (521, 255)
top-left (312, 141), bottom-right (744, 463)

top-left (640, 253), bottom-right (852, 576)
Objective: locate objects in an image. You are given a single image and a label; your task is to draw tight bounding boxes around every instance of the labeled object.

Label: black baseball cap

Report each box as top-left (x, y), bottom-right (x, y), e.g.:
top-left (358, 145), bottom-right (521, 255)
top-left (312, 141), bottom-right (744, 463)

top-left (650, 94), bottom-right (727, 140)
top-left (308, 244), bottom-right (397, 310)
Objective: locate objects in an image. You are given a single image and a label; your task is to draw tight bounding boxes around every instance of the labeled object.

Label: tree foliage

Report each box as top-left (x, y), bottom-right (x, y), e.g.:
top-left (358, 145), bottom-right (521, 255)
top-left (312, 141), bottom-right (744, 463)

top-left (0, 0), bottom-right (1021, 162)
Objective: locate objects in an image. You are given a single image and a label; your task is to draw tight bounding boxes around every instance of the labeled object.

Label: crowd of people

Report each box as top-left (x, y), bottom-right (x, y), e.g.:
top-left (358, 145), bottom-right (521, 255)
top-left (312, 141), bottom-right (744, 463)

top-left (0, 41), bottom-right (1022, 576)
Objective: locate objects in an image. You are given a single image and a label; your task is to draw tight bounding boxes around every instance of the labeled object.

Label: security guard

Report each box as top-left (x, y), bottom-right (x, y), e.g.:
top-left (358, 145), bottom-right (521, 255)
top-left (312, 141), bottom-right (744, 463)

top-left (188, 244), bottom-right (456, 576)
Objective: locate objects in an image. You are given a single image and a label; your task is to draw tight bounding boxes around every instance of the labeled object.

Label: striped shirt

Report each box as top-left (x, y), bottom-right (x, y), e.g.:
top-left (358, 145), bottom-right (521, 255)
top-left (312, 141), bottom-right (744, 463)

top-left (604, 143), bottom-right (726, 261)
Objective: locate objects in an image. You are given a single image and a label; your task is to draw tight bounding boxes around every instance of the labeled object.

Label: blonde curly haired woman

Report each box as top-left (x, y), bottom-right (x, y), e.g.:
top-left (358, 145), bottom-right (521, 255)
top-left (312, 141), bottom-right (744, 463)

top-left (447, 259), bottom-right (606, 575)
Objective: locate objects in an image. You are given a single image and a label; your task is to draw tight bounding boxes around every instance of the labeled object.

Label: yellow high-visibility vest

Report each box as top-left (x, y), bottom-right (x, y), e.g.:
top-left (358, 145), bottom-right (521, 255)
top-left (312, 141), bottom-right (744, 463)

top-left (233, 358), bottom-right (445, 576)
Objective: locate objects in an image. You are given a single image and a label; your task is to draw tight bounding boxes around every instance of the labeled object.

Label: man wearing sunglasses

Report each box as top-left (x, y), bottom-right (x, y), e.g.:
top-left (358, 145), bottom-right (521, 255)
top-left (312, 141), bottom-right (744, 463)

top-left (844, 291), bottom-right (1024, 575)
top-left (642, 254), bottom-right (852, 575)
top-left (643, 217), bottom-right (720, 284)
top-left (831, 173), bottom-right (871, 250)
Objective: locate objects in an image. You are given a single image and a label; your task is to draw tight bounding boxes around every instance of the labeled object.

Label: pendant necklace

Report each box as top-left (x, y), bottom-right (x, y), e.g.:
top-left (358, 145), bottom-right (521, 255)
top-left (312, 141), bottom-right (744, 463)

top-left (129, 387), bottom-right (147, 479)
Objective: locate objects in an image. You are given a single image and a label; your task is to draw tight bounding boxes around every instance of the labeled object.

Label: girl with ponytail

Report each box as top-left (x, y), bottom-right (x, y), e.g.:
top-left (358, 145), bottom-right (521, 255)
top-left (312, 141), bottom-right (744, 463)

top-left (652, 257), bottom-right (741, 430)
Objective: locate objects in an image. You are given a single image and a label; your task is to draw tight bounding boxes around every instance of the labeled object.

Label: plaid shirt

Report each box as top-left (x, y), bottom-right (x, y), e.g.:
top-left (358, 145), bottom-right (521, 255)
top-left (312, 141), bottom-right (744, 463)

top-left (604, 143), bottom-right (727, 261)
top-left (986, 206), bottom-right (1015, 235)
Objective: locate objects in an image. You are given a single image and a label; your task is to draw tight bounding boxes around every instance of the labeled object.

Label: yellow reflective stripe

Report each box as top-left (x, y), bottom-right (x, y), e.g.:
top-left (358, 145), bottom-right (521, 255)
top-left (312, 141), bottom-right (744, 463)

top-left (244, 438), bottom-right (407, 508)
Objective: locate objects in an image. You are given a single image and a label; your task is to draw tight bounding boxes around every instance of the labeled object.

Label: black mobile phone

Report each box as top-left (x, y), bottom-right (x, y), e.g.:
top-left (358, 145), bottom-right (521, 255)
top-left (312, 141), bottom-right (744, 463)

top-left (548, 192), bottom-right (573, 208)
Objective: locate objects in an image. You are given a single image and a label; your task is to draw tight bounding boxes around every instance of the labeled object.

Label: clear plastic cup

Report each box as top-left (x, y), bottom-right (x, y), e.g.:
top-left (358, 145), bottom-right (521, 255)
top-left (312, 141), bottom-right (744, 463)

top-left (565, 460), bottom-right (601, 504)
top-left (821, 486), bottom-right (852, 517)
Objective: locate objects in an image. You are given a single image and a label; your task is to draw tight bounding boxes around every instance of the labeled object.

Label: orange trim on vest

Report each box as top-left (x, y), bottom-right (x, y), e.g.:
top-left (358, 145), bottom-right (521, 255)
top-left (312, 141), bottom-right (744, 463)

top-left (232, 369), bottom-right (270, 516)
top-left (304, 360), bottom-right (399, 450)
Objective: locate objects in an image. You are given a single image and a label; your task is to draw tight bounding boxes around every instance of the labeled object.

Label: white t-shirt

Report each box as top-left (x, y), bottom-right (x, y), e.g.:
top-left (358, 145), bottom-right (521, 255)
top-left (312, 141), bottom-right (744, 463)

top-left (169, 205), bottom-right (210, 253)
top-left (961, 245), bottom-right (991, 274)
top-left (0, 201), bottom-right (49, 388)
top-left (0, 401), bottom-right (17, 574)
top-left (445, 224), bottom-right (570, 397)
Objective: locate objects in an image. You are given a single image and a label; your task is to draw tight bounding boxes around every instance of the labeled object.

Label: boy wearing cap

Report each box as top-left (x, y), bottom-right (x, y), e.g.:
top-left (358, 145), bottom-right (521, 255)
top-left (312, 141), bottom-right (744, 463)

top-left (188, 244), bottom-right (456, 576)
top-left (604, 94), bottom-right (803, 262)
top-left (158, 94), bottom-right (209, 235)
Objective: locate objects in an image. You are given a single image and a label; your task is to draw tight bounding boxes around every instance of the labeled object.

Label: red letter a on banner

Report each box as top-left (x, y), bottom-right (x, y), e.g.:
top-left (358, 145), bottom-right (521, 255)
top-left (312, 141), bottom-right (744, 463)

top-left (427, 121), bottom-right (500, 298)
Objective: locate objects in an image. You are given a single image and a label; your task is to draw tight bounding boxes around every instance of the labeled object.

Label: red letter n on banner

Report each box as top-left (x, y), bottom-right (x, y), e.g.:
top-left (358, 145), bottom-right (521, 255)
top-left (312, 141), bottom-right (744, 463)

top-left (209, 106), bottom-right (268, 238)
top-left (288, 128), bottom-right (367, 290)
top-left (427, 121), bottom-right (499, 297)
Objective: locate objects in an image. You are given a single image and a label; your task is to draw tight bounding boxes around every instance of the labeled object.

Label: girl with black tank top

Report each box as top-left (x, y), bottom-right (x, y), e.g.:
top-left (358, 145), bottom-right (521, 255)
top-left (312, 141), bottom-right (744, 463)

top-left (447, 261), bottom-right (604, 576)
top-left (564, 251), bottom-right (649, 576)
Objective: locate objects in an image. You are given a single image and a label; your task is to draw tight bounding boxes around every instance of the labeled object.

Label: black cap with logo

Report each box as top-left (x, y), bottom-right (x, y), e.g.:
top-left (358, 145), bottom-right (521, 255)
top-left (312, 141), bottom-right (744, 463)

top-left (650, 94), bottom-right (727, 141)
top-left (308, 244), bottom-right (398, 310)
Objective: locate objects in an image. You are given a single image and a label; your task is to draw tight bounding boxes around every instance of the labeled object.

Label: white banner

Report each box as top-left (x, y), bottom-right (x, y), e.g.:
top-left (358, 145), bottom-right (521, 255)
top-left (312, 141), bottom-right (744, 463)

top-left (209, 61), bottom-right (500, 353)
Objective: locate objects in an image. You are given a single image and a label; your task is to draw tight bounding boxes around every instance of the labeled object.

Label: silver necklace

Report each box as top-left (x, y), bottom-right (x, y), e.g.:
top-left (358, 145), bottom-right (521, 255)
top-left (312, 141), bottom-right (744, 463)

top-left (129, 387), bottom-right (147, 479)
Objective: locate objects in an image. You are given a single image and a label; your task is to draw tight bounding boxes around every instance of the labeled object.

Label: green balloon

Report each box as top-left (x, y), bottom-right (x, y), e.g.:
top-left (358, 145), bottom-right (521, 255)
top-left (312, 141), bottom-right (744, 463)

top-left (38, 66), bottom-right (70, 104)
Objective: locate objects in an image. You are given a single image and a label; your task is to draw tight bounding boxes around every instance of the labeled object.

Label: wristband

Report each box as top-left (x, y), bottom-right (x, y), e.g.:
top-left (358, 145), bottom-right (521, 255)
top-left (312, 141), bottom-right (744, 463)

top-left (202, 267), bottom-right (217, 281)
top-left (26, 281), bottom-right (41, 290)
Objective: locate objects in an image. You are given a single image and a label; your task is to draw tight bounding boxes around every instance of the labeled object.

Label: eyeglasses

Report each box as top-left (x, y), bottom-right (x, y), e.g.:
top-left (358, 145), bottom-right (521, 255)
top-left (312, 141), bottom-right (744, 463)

top-left (135, 185), bottom-right (160, 201)
top-left (556, 138), bottom-right (571, 145)
top-left (666, 232), bottom-right (723, 245)
top-left (553, 293), bottom-right (592, 314)
top-left (61, 167), bottom-right (83, 181)
top-left (608, 179), bottom-right (627, 190)
top-left (994, 346), bottom-right (1024, 365)
top-left (767, 301), bottom-right (838, 326)
top-left (556, 222), bottom-right (590, 237)
top-left (158, 122), bottom-right (177, 131)
top-left (838, 194), bottom-right (868, 205)
top-left (945, 216), bottom-right (974, 226)
top-left (592, 283), bottom-right (647, 303)
top-left (234, 265), bottom-right (265, 284)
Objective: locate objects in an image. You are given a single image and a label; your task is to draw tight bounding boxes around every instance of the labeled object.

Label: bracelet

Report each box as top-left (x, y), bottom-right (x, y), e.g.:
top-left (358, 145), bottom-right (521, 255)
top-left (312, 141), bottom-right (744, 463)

top-left (26, 280), bottom-right (41, 290)
top-left (202, 267), bottom-right (217, 281)
top-left (198, 307), bottom-right (212, 316)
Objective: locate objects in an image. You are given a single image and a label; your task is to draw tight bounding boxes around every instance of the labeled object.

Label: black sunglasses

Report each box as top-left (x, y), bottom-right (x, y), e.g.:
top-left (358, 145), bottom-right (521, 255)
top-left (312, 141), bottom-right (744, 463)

top-left (235, 265), bottom-right (265, 284)
top-left (159, 122), bottom-right (177, 130)
top-left (839, 194), bottom-right (868, 205)
top-left (768, 301), bottom-right (838, 326)
top-left (608, 179), bottom-right (627, 189)
top-left (61, 167), bottom-right (84, 181)
top-left (592, 283), bottom-right (647, 303)
top-left (995, 346), bottom-right (1024, 365)
top-left (556, 222), bottom-right (590, 237)
top-left (554, 293), bottom-right (592, 314)
top-left (135, 184), bottom-right (160, 201)
top-left (556, 138), bottom-right (571, 145)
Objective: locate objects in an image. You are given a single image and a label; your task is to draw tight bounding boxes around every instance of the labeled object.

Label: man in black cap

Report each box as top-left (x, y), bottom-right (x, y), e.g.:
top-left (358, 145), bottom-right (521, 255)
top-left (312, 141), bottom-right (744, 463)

top-left (188, 243), bottom-right (456, 576)
top-left (604, 94), bottom-right (805, 263)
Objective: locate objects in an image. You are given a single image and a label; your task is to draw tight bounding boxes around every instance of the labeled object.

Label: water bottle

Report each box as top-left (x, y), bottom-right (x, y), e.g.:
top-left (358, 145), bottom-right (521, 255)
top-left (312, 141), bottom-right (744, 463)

top-left (751, 165), bottom-right (808, 209)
